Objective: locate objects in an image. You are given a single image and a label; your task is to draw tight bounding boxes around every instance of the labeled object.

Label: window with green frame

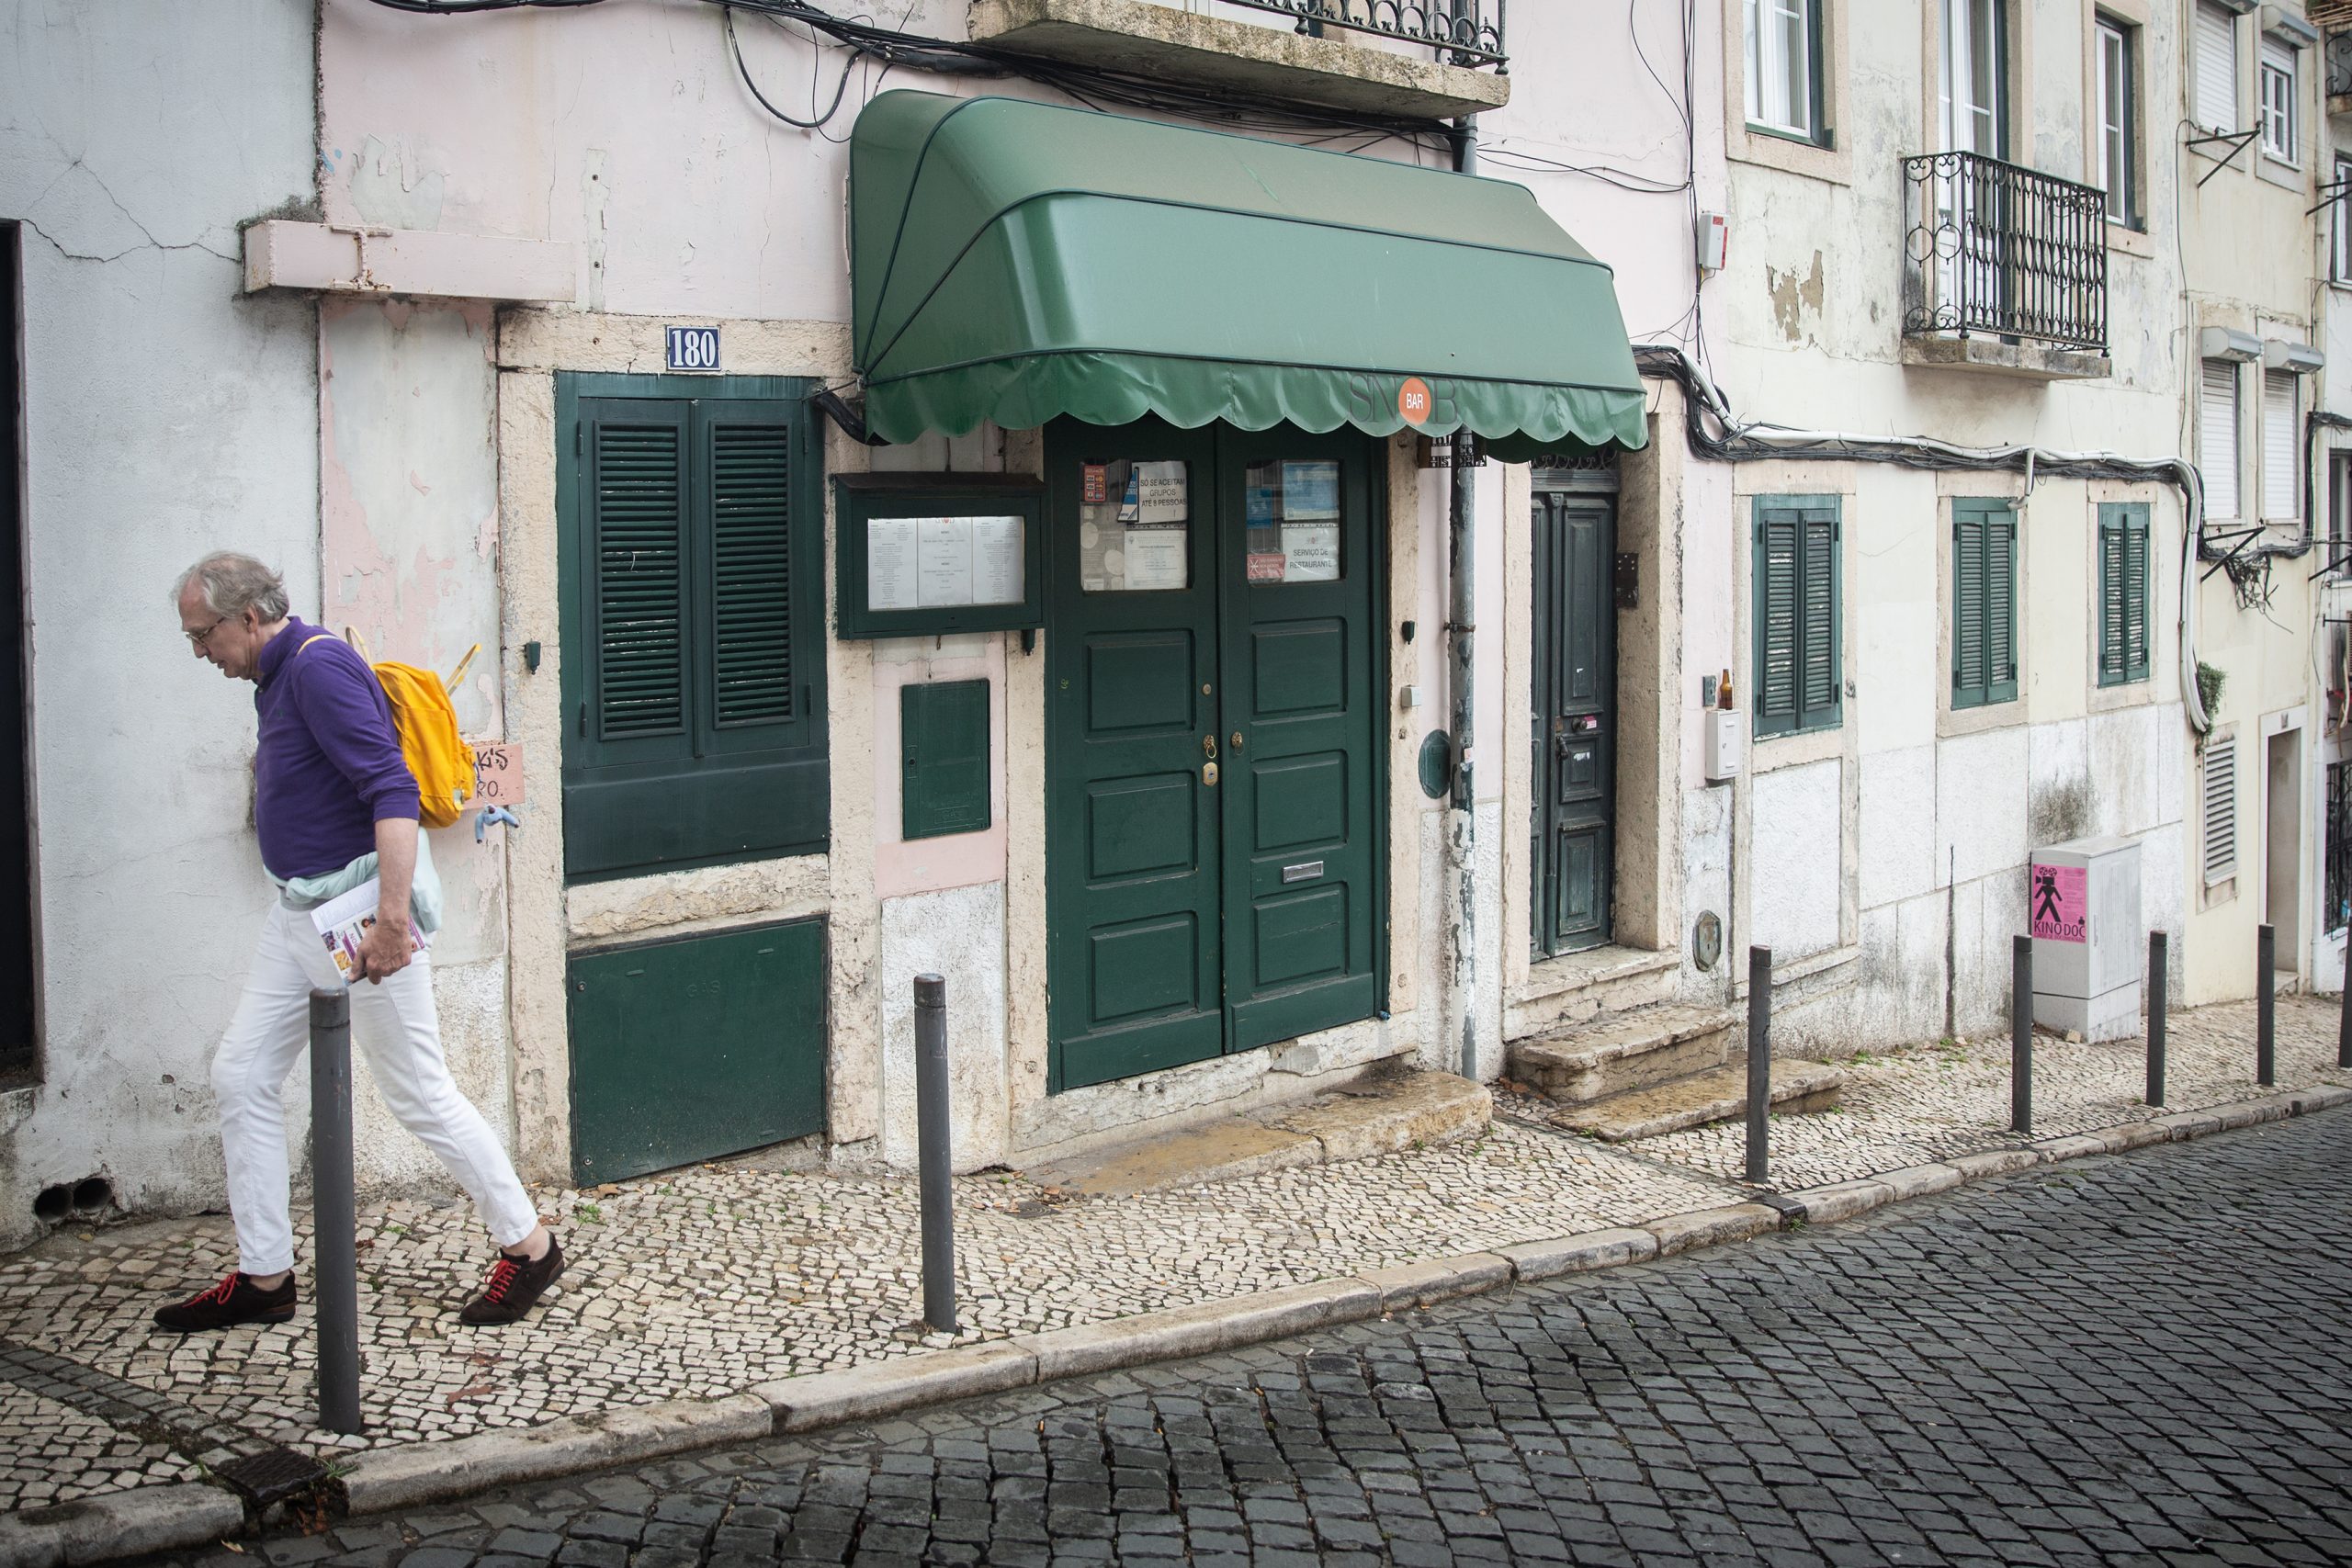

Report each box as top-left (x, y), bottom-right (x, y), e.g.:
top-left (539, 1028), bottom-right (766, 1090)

top-left (1752, 496), bottom-right (1842, 738)
top-left (2097, 502), bottom-right (2151, 686)
top-left (557, 373), bottom-right (828, 881)
top-left (1951, 498), bottom-right (2018, 709)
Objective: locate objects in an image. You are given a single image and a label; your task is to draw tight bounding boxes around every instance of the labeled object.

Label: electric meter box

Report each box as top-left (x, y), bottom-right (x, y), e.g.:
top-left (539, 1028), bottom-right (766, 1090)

top-left (1705, 709), bottom-right (1745, 782)
top-left (2028, 834), bottom-right (2142, 1042)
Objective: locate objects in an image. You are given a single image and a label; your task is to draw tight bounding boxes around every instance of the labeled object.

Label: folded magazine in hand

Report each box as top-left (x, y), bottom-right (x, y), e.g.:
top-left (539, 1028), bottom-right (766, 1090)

top-left (309, 878), bottom-right (429, 985)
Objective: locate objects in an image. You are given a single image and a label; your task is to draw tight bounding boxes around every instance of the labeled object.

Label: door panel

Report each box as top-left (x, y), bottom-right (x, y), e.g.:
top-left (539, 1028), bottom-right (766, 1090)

top-left (1046, 419), bottom-right (1381, 1086)
top-left (1047, 423), bottom-right (1224, 1090)
top-left (1532, 491), bottom-right (1617, 958)
top-left (569, 919), bottom-right (826, 1181)
top-left (1220, 430), bottom-right (1378, 1053)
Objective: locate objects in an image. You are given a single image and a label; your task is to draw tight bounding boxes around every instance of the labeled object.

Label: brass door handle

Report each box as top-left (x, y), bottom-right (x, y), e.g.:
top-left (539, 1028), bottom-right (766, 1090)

top-left (1202, 761), bottom-right (1219, 787)
top-left (1231, 731), bottom-right (1244, 751)
top-left (1203, 734), bottom-right (1217, 759)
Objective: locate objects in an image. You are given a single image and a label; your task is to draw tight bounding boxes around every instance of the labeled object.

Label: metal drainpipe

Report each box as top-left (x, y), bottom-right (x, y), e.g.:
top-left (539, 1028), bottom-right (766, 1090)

top-left (1447, 116), bottom-right (1480, 1084)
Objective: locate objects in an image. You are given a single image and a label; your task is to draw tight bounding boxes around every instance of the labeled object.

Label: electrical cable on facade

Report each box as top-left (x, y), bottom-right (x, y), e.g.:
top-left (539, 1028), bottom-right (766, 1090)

top-left (1632, 343), bottom-right (2218, 738)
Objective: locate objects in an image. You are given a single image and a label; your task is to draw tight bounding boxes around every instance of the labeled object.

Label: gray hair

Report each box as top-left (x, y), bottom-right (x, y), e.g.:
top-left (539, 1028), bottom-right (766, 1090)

top-left (173, 552), bottom-right (289, 623)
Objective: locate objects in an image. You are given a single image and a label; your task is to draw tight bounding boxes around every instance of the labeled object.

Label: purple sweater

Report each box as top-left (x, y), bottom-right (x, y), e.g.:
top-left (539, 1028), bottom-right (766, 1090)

top-left (253, 618), bottom-right (421, 880)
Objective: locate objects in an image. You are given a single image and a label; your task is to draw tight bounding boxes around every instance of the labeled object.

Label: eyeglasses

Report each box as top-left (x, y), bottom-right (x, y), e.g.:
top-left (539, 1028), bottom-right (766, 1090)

top-left (186, 615), bottom-right (233, 650)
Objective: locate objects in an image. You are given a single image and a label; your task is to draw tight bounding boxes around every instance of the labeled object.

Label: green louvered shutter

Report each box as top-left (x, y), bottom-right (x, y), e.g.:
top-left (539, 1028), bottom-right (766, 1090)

top-left (701, 406), bottom-right (798, 745)
top-left (561, 378), bottom-right (828, 881)
top-left (1754, 498), bottom-right (1840, 738)
top-left (1985, 511), bottom-right (2018, 703)
top-left (2099, 502), bottom-right (2151, 686)
top-left (589, 401), bottom-right (689, 754)
top-left (1953, 501), bottom-right (2017, 708)
top-left (1799, 507), bottom-right (1842, 729)
top-left (2107, 517), bottom-right (2144, 682)
top-left (1754, 510), bottom-right (1802, 736)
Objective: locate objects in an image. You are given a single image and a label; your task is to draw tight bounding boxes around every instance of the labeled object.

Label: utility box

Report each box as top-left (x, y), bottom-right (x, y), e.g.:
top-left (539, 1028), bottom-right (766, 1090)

top-left (1705, 709), bottom-right (1745, 782)
top-left (2029, 834), bottom-right (2142, 1042)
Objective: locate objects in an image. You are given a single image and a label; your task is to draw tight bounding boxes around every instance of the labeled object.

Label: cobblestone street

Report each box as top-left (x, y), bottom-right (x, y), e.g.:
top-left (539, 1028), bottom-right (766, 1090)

top-left (119, 1102), bottom-right (2352, 1568)
top-left (0, 995), bottom-right (2346, 1522)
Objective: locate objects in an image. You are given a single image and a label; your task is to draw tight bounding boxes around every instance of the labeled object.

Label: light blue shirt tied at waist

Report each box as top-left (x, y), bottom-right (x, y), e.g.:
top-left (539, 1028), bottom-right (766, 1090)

top-left (272, 831), bottom-right (443, 938)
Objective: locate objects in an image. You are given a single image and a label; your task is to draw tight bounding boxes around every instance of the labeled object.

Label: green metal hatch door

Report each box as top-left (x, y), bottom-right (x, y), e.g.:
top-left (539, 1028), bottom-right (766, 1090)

top-left (1046, 420), bottom-right (1380, 1091)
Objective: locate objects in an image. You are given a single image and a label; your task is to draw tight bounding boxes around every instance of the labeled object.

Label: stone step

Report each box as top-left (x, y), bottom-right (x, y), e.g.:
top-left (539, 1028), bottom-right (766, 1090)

top-left (1025, 1068), bottom-right (1491, 1197)
top-left (1507, 1004), bottom-right (1740, 1104)
top-left (1557, 1059), bottom-right (1846, 1143)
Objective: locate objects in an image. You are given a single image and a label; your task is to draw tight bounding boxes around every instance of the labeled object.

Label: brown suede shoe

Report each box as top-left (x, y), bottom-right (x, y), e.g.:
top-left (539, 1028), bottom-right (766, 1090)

top-left (153, 1270), bottom-right (298, 1333)
top-left (459, 1235), bottom-right (565, 1325)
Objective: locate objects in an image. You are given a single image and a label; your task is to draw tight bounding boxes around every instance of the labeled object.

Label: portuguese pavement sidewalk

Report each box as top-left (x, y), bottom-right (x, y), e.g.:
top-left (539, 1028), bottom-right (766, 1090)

top-left (1, 993), bottom-right (2346, 1566)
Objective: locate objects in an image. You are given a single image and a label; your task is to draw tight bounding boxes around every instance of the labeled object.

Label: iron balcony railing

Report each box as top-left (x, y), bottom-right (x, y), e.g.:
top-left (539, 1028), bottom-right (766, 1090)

top-left (2326, 30), bottom-right (2352, 99)
top-left (1221, 0), bottom-right (1506, 68)
top-left (1903, 151), bottom-right (2108, 355)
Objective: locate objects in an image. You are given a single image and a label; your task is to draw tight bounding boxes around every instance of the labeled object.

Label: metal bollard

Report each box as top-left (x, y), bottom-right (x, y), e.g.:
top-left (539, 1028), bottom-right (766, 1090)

top-left (2256, 924), bottom-right (2276, 1088)
top-left (2339, 951), bottom-right (2352, 1070)
top-left (913, 974), bottom-right (957, 1334)
top-left (2146, 931), bottom-right (2167, 1108)
top-left (1745, 946), bottom-right (1771, 1184)
top-left (308, 987), bottom-right (362, 1436)
top-left (2011, 935), bottom-right (2033, 1135)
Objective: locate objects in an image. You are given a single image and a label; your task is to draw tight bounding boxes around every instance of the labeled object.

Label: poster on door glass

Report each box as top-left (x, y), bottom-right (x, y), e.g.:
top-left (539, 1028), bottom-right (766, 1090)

top-left (1079, 458), bottom-right (1190, 592)
top-left (1242, 459), bottom-right (1342, 583)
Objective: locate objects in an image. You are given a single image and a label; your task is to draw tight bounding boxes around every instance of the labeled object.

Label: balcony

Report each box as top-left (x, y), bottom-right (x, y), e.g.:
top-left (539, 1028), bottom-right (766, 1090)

top-left (967, 0), bottom-right (1510, 120)
top-left (1900, 152), bottom-right (2112, 381)
top-left (2329, 29), bottom-right (2352, 117)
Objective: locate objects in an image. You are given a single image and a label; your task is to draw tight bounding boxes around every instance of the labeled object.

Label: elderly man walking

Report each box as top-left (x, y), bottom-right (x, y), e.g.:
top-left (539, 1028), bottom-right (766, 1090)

top-left (161, 552), bottom-right (562, 1330)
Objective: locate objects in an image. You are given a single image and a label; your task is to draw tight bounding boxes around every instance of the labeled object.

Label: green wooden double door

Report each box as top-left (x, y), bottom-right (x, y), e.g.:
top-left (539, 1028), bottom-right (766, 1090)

top-left (1046, 420), bottom-right (1383, 1092)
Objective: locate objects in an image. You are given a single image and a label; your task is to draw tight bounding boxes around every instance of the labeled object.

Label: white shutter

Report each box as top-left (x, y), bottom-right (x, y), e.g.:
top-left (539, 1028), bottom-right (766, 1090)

top-left (2202, 359), bottom-right (2242, 520)
top-left (2262, 368), bottom-right (2299, 520)
top-left (2196, 1), bottom-right (2239, 130)
top-left (2203, 734), bottom-right (2238, 886)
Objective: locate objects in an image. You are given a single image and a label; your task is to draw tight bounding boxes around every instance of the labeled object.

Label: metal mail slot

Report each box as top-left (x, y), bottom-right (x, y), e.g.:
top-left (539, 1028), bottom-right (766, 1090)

top-left (1282, 860), bottom-right (1326, 884)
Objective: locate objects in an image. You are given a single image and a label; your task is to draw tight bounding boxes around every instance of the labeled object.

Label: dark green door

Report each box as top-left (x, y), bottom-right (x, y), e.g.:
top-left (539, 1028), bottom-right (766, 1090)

top-left (1531, 489), bottom-right (1615, 957)
top-left (1046, 420), bottom-right (1380, 1090)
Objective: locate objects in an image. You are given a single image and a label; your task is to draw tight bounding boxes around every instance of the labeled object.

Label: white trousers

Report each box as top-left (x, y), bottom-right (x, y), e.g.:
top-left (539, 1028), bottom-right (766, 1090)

top-left (212, 900), bottom-right (537, 1275)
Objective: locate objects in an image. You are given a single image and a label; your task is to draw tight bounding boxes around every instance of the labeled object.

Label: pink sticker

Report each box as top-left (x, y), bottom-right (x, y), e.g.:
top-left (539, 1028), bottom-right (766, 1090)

top-left (1247, 552), bottom-right (1287, 583)
top-left (2030, 863), bottom-right (2086, 943)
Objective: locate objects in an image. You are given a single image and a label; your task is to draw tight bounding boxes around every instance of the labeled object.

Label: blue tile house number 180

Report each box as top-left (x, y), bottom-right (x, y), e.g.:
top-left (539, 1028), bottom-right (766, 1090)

top-left (664, 325), bottom-right (720, 373)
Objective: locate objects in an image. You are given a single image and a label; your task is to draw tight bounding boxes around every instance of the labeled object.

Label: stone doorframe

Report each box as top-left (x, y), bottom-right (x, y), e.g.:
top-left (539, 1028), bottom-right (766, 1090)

top-left (1501, 408), bottom-right (1687, 1008)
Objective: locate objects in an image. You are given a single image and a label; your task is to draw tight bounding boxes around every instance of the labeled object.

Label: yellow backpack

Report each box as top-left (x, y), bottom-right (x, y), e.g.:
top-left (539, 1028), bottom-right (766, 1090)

top-left (298, 637), bottom-right (475, 829)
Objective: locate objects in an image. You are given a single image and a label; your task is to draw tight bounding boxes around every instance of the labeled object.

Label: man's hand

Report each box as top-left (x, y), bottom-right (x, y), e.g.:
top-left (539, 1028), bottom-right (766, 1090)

top-left (356, 912), bottom-right (413, 984)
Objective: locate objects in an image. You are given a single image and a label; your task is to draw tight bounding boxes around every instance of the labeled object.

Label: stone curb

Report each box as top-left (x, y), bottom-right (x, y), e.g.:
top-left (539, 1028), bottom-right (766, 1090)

top-left (337, 1393), bottom-right (774, 1515)
top-left (0, 1483), bottom-right (244, 1568)
top-left (27, 1078), bottom-right (2350, 1557)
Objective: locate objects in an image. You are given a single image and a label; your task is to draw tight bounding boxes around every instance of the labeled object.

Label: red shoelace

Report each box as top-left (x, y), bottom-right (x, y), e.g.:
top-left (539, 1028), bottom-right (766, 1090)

top-left (192, 1272), bottom-right (243, 1306)
top-left (479, 1255), bottom-right (525, 1304)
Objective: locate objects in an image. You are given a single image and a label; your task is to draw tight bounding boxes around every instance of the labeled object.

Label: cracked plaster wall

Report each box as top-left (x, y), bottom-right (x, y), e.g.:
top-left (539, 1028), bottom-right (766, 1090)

top-left (0, 0), bottom-right (322, 1252)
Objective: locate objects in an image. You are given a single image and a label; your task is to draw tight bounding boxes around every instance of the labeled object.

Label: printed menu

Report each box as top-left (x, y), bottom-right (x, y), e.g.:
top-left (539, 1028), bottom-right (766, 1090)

top-left (868, 514), bottom-right (1025, 612)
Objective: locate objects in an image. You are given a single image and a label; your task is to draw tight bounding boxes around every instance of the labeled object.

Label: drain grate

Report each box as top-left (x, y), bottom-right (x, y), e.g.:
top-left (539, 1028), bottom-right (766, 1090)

top-left (212, 1447), bottom-right (331, 1510)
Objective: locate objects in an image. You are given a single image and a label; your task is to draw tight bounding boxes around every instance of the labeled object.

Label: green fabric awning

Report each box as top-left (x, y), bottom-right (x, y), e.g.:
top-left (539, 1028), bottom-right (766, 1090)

top-left (850, 92), bottom-right (1647, 455)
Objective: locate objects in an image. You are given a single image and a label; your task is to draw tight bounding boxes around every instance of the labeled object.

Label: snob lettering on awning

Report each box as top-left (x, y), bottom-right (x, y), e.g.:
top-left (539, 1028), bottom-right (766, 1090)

top-left (849, 92), bottom-right (1648, 457)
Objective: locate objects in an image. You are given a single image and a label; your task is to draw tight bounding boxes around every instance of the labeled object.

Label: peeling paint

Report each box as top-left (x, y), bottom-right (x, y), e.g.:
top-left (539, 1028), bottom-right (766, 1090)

top-left (346, 132), bottom-right (447, 231)
top-left (1767, 251), bottom-right (1826, 344)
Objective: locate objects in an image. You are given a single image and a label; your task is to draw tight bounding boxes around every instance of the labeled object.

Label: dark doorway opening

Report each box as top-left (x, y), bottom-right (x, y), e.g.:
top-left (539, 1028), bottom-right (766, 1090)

top-left (1, 222), bottom-right (34, 1084)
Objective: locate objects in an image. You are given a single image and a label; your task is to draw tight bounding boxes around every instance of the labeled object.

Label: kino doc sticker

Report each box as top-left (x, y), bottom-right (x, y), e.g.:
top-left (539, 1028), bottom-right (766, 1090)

top-left (2030, 863), bottom-right (2087, 943)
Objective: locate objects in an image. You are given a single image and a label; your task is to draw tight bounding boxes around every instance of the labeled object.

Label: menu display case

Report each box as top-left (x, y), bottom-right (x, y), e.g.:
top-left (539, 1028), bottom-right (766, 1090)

top-left (834, 473), bottom-right (1045, 639)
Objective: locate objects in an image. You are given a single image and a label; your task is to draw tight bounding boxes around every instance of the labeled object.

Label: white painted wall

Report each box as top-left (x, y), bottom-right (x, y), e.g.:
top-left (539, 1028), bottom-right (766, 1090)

top-left (1701, 1), bottom-right (2192, 1051)
top-left (0, 0), bottom-right (321, 1251)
